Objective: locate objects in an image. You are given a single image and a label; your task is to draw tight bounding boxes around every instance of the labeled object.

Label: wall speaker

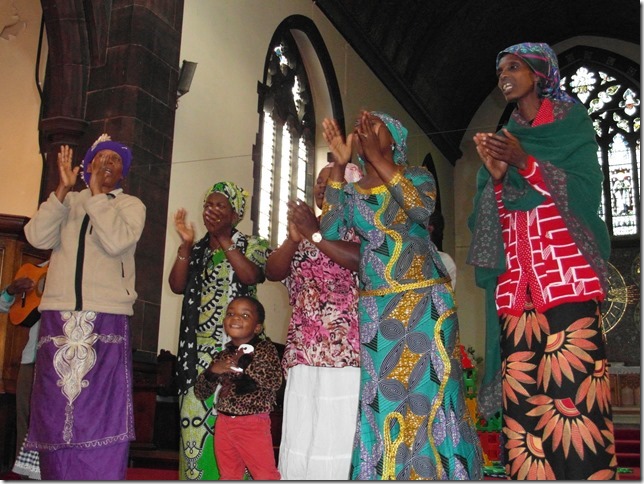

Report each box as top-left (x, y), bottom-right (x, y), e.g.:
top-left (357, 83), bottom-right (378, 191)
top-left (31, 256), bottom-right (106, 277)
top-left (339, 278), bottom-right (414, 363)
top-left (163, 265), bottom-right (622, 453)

top-left (177, 60), bottom-right (198, 97)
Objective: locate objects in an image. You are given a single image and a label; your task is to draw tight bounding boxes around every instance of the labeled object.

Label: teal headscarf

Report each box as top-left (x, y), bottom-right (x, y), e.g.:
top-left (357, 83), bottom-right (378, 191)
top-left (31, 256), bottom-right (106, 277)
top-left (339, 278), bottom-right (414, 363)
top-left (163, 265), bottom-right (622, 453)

top-left (357, 111), bottom-right (409, 168)
top-left (204, 181), bottom-right (248, 226)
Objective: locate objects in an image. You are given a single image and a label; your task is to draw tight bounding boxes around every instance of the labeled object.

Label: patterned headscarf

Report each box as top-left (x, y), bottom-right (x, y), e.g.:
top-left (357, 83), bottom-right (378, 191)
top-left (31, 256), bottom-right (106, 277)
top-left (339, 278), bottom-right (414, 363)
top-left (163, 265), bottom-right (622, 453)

top-left (357, 111), bottom-right (409, 168)
top-left (82, 133), bottom-right (133, 187)
top-left (204, 181), bottom-right (248, 225)
top-left (323, 161), bottom-right (363, 183)
top-left (496, 42), bottom-right (575, 103)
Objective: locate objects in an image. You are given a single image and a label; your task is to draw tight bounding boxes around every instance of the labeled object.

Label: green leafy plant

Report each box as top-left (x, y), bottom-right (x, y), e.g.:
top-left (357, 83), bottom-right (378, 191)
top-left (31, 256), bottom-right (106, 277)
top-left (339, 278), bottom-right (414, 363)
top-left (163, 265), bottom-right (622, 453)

top-left (466, 346), bottom-right (483, 366)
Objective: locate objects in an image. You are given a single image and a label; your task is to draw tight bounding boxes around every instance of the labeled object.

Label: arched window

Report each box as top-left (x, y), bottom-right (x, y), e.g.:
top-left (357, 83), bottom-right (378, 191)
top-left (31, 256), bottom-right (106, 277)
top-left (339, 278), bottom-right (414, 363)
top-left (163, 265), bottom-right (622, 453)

top-left (254, 34), bottom-right (314, 247)
top-left (252, 16), bottom-right (343, 247)
top-left (559, 46), bottom-right (640, 241)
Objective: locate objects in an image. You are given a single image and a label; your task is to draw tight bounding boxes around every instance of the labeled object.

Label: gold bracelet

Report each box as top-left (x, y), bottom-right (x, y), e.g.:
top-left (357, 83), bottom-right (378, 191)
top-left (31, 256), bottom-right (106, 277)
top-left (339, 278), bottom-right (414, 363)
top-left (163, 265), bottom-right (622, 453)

top-left (225, 245), bottom-right (237, 252)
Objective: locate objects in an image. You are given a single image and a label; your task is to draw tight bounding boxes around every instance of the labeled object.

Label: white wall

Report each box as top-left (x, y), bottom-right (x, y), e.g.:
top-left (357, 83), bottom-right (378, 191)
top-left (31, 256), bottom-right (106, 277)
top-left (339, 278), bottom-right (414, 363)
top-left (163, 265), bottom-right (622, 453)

top-left (0, 0), bottom-right (46, 217)
top-left (160, 0), bottom-right (454, 353)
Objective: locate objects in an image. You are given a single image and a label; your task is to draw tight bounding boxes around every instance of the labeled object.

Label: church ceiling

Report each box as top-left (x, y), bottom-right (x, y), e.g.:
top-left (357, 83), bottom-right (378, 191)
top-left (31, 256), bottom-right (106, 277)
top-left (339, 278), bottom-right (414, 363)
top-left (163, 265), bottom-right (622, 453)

top-left (316, 0), bottom-right (640, 162)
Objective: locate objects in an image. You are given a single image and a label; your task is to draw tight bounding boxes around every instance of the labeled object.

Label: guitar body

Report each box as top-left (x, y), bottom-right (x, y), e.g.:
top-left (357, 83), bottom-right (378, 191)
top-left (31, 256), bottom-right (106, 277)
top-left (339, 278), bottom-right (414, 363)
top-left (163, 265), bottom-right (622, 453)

top-left (9, 263), bottom-right (48, 327)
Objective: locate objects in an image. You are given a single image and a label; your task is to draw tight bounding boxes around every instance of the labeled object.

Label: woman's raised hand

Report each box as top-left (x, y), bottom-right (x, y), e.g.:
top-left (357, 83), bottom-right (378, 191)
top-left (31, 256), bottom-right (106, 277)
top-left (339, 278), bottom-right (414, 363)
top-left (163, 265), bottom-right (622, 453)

top-left (288, 199), bottom-right (319, 240)
top-left (356, 111), bottom-right (386, 167)
top-left (174, 208), bottom-right (195, 245)
top-left (322, 118), bottom-right (353, 166)
top-left (473, 132), bottom-right (508, 182)
top-left (57, 145), bottom-right (79, 189)
top-left (287, 220), bottom-right (302, 243)
top-left (54, 145), bottom-right (80, 201)
top-left (286, 202), bottom-right (303, 243)
top-left (483, 129), bottom-right (529, 170)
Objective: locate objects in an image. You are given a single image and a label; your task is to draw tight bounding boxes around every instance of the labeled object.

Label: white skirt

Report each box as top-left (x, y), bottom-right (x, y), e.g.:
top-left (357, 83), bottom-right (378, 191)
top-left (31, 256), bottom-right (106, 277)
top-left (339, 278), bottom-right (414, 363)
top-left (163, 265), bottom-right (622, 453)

top-left (278, 365), bottom-right (360, 480)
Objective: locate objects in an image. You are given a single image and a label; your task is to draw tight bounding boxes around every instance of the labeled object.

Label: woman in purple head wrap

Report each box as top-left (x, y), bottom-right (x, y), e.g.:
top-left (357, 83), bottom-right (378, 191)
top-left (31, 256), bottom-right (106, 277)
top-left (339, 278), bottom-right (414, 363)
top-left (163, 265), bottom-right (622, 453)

top-left (23, 135), bottom-right (146, 480)
top-left (319, 111), bottom-right (483, 480)
top-left (468, 42), bottom-right (615, 479)
top-left (81, 133), bottom-right (133, 187)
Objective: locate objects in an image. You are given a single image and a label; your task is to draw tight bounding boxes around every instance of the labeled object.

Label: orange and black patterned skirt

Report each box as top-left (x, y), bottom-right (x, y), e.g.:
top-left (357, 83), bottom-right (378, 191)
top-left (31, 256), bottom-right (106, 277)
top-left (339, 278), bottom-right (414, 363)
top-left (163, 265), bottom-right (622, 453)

top-left (500, 298), bottom-right (617, 480)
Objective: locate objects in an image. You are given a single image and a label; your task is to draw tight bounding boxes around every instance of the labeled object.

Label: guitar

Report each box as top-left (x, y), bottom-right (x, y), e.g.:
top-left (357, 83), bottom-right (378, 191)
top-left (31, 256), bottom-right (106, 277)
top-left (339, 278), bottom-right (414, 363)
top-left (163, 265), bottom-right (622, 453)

top-left (8, 263), bottom-right (48, 327)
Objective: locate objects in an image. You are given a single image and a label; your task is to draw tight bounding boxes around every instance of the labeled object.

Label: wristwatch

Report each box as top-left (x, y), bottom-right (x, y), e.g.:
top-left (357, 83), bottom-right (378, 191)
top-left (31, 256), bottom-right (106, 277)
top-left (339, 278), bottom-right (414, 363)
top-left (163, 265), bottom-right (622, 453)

top-left (311, 231), bottom-right (323, 243)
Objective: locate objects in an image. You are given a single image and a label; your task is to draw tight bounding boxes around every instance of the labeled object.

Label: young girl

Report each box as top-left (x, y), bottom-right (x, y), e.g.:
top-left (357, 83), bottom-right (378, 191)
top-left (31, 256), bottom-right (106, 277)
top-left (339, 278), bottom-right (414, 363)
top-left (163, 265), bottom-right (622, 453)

top-left (193, 296), bottom-right (282, 480)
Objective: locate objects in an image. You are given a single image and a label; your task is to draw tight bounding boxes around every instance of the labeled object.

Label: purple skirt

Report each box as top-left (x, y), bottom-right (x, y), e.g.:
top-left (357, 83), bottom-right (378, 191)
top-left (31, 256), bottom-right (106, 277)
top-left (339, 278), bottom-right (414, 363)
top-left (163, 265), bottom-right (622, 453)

top-left (25, 310), bottom-right (135, 451)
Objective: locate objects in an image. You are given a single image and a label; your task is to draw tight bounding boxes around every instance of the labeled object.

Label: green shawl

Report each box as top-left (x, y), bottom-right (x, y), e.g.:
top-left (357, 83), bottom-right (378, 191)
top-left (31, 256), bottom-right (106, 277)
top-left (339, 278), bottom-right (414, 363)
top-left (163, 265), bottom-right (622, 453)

top-left (467, 102), bottom-right (611, 415)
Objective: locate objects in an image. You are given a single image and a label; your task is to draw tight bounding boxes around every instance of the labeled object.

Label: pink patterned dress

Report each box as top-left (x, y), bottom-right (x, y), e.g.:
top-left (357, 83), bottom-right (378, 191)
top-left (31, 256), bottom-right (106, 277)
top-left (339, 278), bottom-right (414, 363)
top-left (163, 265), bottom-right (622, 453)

top-left (277, 233), bottom-right (361, 480)
top-left (282, 236), bottom-right (360, 371)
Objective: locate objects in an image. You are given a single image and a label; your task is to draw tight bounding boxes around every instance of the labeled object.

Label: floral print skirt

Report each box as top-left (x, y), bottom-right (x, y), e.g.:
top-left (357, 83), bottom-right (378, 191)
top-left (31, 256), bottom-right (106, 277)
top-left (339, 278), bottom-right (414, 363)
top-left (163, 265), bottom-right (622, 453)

top-left (500, 299), bottom-right (617, 480)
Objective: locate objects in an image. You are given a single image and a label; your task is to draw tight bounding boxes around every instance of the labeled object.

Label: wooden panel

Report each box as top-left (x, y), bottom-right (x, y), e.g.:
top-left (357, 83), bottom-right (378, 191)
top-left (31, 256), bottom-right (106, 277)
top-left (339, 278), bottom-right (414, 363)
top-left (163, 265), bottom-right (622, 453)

top-left (0, 219), bottom-right (50, 395)
top-left (0, 393), bottom-right (17, 472)
top-left (0, 237), bottom-right (22, 394)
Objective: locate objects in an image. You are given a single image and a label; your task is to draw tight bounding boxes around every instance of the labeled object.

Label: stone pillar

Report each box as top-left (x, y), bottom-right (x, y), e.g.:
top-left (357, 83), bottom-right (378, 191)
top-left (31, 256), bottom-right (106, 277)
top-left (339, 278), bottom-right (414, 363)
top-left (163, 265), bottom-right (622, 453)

top-left (38, 0), bottom-right (92, 201)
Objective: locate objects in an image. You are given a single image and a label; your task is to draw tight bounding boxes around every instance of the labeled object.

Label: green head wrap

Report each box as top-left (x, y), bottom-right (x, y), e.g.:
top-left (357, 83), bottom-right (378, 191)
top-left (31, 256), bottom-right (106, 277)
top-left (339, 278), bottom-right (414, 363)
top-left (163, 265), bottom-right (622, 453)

top-left (204, 181), bottom-right (248, 226)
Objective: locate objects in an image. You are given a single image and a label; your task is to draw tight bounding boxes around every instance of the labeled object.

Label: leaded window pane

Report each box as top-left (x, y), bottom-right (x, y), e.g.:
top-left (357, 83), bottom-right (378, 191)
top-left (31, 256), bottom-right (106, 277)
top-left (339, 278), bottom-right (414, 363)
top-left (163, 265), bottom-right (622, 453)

top-left (254, 34), bottom-right (315, 246)
top-left (561, 60), bottom-right (640, 239)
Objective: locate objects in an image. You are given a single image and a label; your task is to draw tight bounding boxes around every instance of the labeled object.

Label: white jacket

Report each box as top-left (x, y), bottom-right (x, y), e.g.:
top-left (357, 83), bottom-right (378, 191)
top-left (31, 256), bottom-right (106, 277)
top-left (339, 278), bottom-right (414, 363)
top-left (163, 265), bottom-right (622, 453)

top-left (24, 188), bottom-right (146, 316)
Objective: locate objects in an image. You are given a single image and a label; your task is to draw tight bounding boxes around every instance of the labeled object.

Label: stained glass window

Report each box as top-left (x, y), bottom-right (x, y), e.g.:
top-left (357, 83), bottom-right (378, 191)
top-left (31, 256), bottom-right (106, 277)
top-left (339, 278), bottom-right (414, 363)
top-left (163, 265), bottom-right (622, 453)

top-left (560, 48), bottom-right (640, 238)
top-left (253, 34), bottom-right (315, 247)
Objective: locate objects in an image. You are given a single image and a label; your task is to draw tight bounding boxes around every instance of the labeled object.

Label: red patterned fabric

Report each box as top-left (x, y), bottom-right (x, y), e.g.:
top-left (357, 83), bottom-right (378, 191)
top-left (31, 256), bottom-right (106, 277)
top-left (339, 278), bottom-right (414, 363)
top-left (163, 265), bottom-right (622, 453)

top-left (494, 98), bottom-right (604, 316)
top-left (496, 97), bottom-right (615, 480)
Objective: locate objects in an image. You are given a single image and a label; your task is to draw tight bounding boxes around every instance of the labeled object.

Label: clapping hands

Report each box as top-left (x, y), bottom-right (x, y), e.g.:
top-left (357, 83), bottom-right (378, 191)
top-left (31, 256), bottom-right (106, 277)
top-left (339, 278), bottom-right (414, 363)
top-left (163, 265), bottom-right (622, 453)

top-left (473, 128), bottom-right (529, 182)
top-left (287, 200), bottom-right (319, 241)
top-left (174, 208), bottom-right (196, 246)
top-left (58, 145), bottom-right (80, 188)
top-left (322, 118), bottom-right (353, 167)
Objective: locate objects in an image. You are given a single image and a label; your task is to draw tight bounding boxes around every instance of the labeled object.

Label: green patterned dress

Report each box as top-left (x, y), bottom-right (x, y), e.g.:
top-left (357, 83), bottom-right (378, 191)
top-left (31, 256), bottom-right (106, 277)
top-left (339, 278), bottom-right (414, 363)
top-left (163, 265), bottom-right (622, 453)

top-left (176, 229), bottom-right (270, 480)
top-left (321, 168), bottom-right (483, 480)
